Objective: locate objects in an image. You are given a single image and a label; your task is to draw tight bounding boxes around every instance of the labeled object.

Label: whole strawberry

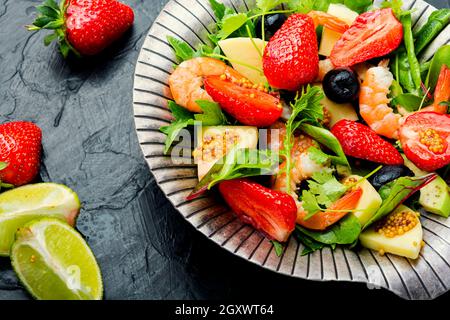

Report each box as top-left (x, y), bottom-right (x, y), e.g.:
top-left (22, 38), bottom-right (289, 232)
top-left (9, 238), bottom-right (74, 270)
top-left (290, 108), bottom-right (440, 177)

top-left (263, 14), bottom-right (319, 91)
top-left (27, 0), bottom-right (134, 57)
top-left (331, 120), bottom-right (404, 165)
top-left (0, 122), bottom-right (42, 186)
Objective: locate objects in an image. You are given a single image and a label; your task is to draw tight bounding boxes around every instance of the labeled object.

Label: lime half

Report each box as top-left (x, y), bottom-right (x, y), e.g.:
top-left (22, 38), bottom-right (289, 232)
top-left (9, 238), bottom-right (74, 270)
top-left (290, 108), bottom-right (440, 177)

top-left (11, 218), bottom-right (103, 300)
top-left (0, 183), bottom-right (80, 256)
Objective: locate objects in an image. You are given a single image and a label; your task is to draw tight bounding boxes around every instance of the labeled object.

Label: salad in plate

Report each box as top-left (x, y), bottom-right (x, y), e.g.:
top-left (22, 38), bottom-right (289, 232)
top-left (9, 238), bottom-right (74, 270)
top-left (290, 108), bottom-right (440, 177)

top-left (160, 0), bottom-right (450, 260)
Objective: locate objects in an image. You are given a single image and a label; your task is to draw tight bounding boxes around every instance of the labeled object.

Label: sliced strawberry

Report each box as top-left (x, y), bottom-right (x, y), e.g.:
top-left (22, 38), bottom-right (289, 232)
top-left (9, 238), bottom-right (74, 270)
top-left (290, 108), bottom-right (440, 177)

top-left (330, 8), bottom-right (403, 67)
top-left (0, 121), bottom-right (42, 186)
top-left (331, 120), bottom-right (404, 165)
top-left (399, 112), bottom-right (450, 172)
top-left (262, 14), bottom-right (319, 91)
top-left (218, 178), bottom-right (297, 242)
top-left (204, 76), bottom-right (282, 127)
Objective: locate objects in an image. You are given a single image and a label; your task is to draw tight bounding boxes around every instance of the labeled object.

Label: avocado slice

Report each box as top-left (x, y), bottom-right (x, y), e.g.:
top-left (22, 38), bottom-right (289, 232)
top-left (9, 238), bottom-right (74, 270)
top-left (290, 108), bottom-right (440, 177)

top-left (403, 156), bottom-right (450, 217)
top-left (344, 175), bottom-right (382, 225)
top-left (360, 205), bottom-right (423, 259)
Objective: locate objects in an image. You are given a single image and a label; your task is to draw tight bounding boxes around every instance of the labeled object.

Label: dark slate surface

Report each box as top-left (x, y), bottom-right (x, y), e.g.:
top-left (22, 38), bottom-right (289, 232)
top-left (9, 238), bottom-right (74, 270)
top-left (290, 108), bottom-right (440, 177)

top-left (0, 0), bottom-right (448, 300)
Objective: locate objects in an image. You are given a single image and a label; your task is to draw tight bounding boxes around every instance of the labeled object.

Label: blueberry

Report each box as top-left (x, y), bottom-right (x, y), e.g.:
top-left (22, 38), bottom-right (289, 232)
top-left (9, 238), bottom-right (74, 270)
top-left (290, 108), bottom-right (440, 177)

top-left (255, 14), bottom-right (287, 39)
top-left (369, 165), bottom-right (415, 190)
top-left (322, 68), bottom-right (359, 103)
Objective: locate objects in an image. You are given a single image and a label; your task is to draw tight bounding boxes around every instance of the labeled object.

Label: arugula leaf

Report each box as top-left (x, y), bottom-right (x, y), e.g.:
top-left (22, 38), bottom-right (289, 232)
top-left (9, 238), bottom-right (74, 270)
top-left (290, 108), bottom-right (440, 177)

top-left (271, 240), bottom-right (284, 256)
top-left (188, 147), bottom-right (280, 199)
top-left (160, 101), bottom-right (228, 153)
top-left (363, 174), bottom-right (437, 229)
top-left (218, 13), bottom-right (249, 39)
top-left (296, 214), bottom-right (361, 245)
top-left (208, 0), bottom-right (226, 20)
top-left (286, 0), bottom-right (315, 13)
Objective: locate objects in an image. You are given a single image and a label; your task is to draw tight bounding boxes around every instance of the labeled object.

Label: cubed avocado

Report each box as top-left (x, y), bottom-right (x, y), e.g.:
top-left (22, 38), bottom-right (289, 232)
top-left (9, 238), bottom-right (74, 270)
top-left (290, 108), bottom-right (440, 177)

top-left (344, 175), bottom-right (382, 225)
top-left (403, 156), bottom-right (450, 217)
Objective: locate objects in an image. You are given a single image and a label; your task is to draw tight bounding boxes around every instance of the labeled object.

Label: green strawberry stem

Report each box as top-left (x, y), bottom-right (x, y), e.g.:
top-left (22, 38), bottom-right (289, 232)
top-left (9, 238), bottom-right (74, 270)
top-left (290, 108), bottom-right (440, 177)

top-left (26, 0), bottom-right (80, 58)
top-left (0, 162), bottom-right (14, 191)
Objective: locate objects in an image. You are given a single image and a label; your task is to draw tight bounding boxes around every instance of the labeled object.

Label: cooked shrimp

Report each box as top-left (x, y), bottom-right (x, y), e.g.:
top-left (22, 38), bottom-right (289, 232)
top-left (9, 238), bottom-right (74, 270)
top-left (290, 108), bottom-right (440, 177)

top-left (297, 187), bottom-right (362, 230)
top-left (307, 11), bottom-right (349, 33)
top-left (359, 61), bottom-right (402, 139)
top-left (168, 57), bottom-right (244, 113)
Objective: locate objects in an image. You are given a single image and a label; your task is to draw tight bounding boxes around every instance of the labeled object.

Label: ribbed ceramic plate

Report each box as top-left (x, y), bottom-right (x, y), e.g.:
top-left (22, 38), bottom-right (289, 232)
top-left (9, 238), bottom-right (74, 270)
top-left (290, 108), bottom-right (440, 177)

top-left (133, 0), bottom-right (450, 299)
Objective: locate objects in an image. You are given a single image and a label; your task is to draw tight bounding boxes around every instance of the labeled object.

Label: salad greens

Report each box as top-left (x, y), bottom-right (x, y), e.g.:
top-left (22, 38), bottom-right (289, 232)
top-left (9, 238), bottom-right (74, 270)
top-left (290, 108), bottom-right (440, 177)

top-left (363, 174), bottom-right (437, 229)
top-left (160, 101), bottom-right (228, 153)
top-left (188, 146), bottom-right (279, 199)
top-left (425, 45), bottom-right (450, 91)
top-left (301, 171), bottom-right (348, 219)
top-left (281, 86), bottom-right (324, 194)
top-left (295, 214), bottom-right (361, 254)
top-left (414, 9), bottom-right (450, 55)
top-left (300, 124), bottom-right (349, 167)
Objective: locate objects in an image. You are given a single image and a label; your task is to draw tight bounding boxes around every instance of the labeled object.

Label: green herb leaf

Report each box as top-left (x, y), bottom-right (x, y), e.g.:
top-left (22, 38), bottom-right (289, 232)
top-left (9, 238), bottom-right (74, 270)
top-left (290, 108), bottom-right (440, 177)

top-left (392, 93), bottom-right (425, 112)
top-left (363, 174), bottom-right (437, 229)
top-left (167, 36), bottom-right (196, 62)
top-left (301, 190), bottom-right (323, 218)
top-left (194, 100), bottom-right (229, 125)
top-left (308, 146), bottom-right (330, 165)
top-left (281, 86), bottom-right (325, 194)
top-left (380, 0), bottom-right (404, 18)
top-left (188, 147), bottom-right (280, 199)
top-left (296, 214), bottom-right (362, 245)
top-left (294, 232), bottom-right (325, 255)
top-left (300, 124), bottom-right (349, 167)
top-left (208, 0), bottom-right (226, 20)
top-left (0, 162), bottom-right (8, 171)
top-left (218, 13), bottom-right (248, 39)
top-left (425, 45), bottom-right (450, 92)
top-left (271, 240), bottom-right (284, 256)
top-left (160, 101), bottom-right (229, 153)
top-left (256, 0), bottom-right (284, 12)
top-left (344, 0), bottom-right (372, 13)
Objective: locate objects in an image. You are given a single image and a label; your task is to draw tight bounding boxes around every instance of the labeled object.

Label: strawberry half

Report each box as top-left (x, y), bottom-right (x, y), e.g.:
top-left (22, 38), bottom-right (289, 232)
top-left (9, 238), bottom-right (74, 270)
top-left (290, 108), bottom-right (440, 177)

top-left (263, 14), bottom-right (319, 91)
top-left (28, 0), bottom-right (134, 57)
top-left (331, 119), bottom-right (404, 165)
top-left (204, 75), bottom-right (282, 127)
top-left (219, 178), bottom-right (297, 242)
top-left (0, 121), bottom-right (42, 186)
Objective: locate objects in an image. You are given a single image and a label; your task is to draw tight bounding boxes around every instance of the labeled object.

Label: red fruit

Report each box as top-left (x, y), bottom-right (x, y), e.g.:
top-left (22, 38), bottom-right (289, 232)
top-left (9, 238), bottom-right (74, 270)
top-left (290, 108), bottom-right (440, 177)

top-left (28, 0), bottom-right (134, 57)
top-left (262, 14), bottom-right (319, 91)
top-left (331, 120), bottom-right (404, 165)
top-left (399, 112), bottom-right (450, 172)
top-left (0, 122), bottom-right (42, 186)
top-left (204, 76), bottom-right (282, 126)
top-left (218, 179), bottom-right (297, 242)
top-left (330, 8), bottom-right (403, 67)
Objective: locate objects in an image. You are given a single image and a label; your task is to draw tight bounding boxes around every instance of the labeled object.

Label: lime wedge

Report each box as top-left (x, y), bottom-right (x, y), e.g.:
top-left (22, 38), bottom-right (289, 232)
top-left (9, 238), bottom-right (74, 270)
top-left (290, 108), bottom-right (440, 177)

top-left (0, 183), bottom-right (80, 256)
top-left (11, 218), bottom-right (103, 300)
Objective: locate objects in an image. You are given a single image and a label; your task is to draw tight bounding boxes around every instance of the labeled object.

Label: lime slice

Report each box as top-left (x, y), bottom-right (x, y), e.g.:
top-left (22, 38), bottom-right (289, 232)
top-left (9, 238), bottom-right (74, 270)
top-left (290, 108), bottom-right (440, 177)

top-left (11, 218), bottom-right (103, 300)
top-left (0, 183), bottom-right (80, 256)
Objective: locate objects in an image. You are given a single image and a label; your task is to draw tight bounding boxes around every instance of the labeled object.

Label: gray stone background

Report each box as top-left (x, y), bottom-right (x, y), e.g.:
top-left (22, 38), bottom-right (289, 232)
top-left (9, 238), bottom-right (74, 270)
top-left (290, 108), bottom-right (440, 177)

top-left (0, 0), bottom-right (448, 300)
